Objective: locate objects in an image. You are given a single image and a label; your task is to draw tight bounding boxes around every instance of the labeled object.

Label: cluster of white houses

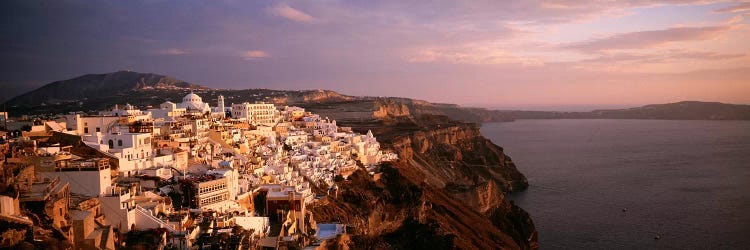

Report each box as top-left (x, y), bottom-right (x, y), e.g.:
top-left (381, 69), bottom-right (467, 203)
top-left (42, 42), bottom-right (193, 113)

top-left (0, 92), bottom-right (395, 249)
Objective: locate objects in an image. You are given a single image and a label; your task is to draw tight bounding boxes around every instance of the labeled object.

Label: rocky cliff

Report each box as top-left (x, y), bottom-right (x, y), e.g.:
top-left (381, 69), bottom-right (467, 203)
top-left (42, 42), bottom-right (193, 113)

top-left (307, 99), bottom-right (537, 249)
top-left (373, 99), bottom-right (411, 119)
top-left (391, 124), bottom-right (528, 209)
top-left (272, 89), bottom-right (355, 104)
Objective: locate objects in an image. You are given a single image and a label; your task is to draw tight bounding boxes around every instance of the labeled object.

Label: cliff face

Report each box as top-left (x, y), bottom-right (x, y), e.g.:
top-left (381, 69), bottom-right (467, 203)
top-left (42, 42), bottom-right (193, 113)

top-left (308, 99), bottom-right (537, 249)
top-left (391, 123), bottom-right (535, 248)
top-left (366, 97), bottom-right (515, 123)
top-left (311, 123), bottom-right (536, 249)
top-left (373, 99), bottom-right (410, 119)
top-left (392, 124), bottom-right (528, 211)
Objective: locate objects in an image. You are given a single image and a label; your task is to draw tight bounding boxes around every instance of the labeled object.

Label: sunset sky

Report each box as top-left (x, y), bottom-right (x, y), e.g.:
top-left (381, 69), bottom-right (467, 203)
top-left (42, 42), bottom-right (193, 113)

top-left (2, 1), bottom-right (749, 110)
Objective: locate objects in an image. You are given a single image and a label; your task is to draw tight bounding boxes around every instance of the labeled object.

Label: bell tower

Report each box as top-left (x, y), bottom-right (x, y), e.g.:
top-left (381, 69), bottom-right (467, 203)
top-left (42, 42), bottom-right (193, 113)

top-left (217, 95), bottom-right (225, 112)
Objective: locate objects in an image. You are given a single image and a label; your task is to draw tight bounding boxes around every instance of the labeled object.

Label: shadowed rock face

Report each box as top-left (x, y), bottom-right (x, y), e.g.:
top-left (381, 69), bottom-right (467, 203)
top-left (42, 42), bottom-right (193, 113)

top-left (373, 99), bottom-right (410, 119)
top-left (392, 124), bottom-right (529, 209)
top-left (306, 99), bottom-right (537, 250)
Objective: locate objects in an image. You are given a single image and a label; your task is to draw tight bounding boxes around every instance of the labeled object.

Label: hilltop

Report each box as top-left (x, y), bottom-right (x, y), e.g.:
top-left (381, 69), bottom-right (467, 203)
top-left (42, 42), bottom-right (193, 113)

top-left (4, 71), bottom-right (206, 108)
top-left (2, 71), bottom-right (353, 116)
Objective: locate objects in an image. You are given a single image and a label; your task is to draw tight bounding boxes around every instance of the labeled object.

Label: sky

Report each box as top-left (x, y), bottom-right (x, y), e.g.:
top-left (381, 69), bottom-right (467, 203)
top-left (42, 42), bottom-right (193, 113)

top-left (1, 0), bottom-right (749, 110)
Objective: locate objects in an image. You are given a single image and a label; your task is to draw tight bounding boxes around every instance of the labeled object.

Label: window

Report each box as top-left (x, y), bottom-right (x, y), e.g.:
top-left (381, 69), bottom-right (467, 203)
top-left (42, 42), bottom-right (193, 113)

top-left (96, 127), bottom-right (100, 132)
top-left (108, 140), bottom-right (114, 148)
top-left (84, 127), bottom-right (89, 133)
top-left (118, 140), bottom-right (122, 146)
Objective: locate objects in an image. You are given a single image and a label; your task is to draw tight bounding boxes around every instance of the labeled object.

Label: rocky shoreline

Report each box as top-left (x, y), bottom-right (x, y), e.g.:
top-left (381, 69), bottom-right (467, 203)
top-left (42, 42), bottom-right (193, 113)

top-left (304, 98), bottom-right (538, 249)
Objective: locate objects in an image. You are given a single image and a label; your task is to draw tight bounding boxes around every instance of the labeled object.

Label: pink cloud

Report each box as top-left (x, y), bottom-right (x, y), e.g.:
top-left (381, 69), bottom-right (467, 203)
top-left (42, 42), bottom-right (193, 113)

top-left (268, 3), bottom-right (315, 23)
top-left (582, 50), bottom-right (745, 64)
top-left (405, 47), bottom-right (544, 66)
top-left (562, 24), bottom-right (737, 52)
top-left (562, 49), bottom-right (747, 73)
top-left (714, 2), bottom-right (750, 13)
top-left (157, 48), bottom-right (188, 55)
top-left (243, 50), bottom-right (270, 60)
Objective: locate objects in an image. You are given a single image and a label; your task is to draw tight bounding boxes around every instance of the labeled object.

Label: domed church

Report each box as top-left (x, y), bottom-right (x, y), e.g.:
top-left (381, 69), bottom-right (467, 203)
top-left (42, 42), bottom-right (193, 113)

top-left (178, 92), bottom-right (211, 114)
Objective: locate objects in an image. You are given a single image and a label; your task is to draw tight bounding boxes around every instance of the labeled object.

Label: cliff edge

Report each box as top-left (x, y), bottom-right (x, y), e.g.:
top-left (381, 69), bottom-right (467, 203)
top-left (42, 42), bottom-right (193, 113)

top-left (305, 98), bottom-right (537, 249)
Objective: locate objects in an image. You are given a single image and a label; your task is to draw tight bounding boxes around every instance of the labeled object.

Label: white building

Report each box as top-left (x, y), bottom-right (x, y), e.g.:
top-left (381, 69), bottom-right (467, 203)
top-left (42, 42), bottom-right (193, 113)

top-left (207, 167), bottom-right (240, 201)
top-left (105, 104), bottom-right (151, 121)
top-left (38, 158), bottom-right (113, 197)
top-left (211, 95), bottom-right (227, 118)
top-left (231, 102), bottom-right (277, 125)
top-left (178, 92), bottom-right (211, 115)
top-left (152, 147), bottom-right (188, 173)
top-left (354, 130), bottom-right (382, 165)
top-left (88, 132), bottom-right (153, 176)
top-left (233, 216), bottom-right (270, 237)
top-left (65, 114), bottom-right (121, 136)
top-left (99, 186), bottom-right (137, 233)
top-left (191, 172), bottom-right (239, 213)
top-left (284, 132), bottom-right (309, 150)
top-left (149, 101), bottom-right (187, 121)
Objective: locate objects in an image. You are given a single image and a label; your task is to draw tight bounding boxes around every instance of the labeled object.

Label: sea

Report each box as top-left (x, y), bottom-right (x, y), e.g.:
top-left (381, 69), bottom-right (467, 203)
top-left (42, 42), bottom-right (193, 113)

top-left (481, 119), bottom-right (750, 249)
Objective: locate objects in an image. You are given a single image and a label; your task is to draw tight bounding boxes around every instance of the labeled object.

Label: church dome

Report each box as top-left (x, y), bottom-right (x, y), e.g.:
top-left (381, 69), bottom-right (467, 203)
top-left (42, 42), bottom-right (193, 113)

top-left (183, 92), bottom-right (202, 104)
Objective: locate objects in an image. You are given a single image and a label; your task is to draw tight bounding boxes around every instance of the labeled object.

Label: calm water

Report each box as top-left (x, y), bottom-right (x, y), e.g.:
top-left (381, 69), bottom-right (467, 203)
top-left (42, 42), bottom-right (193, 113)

top-left (481, 120), bottom-right (750, 249)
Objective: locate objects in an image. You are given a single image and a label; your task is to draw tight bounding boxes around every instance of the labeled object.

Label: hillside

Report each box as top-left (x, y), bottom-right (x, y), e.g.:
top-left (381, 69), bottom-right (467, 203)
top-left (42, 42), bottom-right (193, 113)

top-left (5, 71), bottom-right (206, 108)
top-left (489, 101), bottom-right (750, 121)
top-left (590, 101), bottom-right (750, 120)
top-left (2, 71), bottom-right (356, 116)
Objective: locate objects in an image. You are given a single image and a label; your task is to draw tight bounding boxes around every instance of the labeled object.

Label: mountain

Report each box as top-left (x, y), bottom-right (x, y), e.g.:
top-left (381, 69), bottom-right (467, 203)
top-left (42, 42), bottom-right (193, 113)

top-left (2, 71), bottom-right (361, 116)
top-left (484, 101), bottom-right (750, 121)
top-left (7, 71), bottom-right (746, 121)
top-left (589, 101), bottom-right (750, 120)
top-left (4, 71), bottom-right (206, 108)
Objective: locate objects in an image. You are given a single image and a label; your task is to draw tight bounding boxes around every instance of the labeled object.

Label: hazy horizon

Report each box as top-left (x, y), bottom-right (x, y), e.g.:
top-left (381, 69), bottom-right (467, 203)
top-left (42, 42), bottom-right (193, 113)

top-left (4, 74), bottom-right (746, 112)
top-left (2, 1), bottom-right (749, 108)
